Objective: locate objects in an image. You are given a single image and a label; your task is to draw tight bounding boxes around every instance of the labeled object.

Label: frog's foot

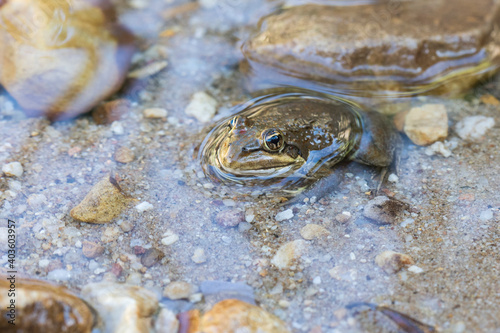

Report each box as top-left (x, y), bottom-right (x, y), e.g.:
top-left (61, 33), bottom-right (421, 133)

top-left (281, 164), bottom-right (348, 206)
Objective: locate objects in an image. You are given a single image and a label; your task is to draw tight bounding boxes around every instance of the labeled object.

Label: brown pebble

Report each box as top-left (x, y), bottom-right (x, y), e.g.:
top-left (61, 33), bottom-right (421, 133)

top-left (111, 263), bottom-right (123, 277)
top-left (335, 213), bottom-right (351, 224)
top-left (188, 299), bottom-right (290, 333)
top-left (70, 175), bottom-right (134, 224)
top-left (141, 248), bottom-right (164, 268)
top-left (375, 250), bottom-right (415, 274)
top-left (92, 99), bottom-right (131, 125)
top-left (82, 240), bottom-right (105, 259)
top-left (480, 94), bottom-right (500, 106)
top-left (363, 196), bottom-right (410, 224)
top-left (404, 104), bottom-right (448, 146)
top-left (114, 147), bottom-right (135, 163)
top-left (134, 246), bottom-right (146, 255)
top-left (215, 209), bottom-right (244, 228)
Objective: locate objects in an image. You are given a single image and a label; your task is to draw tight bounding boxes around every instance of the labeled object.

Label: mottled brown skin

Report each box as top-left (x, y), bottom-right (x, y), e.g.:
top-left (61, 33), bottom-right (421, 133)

top-left (200, 93), bottom-right (399, 194)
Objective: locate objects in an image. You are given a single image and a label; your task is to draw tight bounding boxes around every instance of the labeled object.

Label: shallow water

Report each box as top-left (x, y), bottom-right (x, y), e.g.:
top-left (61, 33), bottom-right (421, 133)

top-left (0, 0), bottom-right (499, 332)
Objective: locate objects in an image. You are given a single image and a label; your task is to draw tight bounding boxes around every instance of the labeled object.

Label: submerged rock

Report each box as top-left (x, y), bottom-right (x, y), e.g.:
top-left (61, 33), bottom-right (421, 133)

top-left (185, 299), bottom-right (290, 333)
top-left (81, 282), bottom-right (159, 333)
top-left (242, 0), bottom-right (500, 97)
top-left (70, 175), bottom-right (134, 224)
top-left (404, 104), bottom-right (448, 146)
top-left (0, 275), bottom-right (96, 333)
top-left (0, 0), bottom-right (135, 120)
top-left (363, 196), bottom-right (409, 224)
top-left (375, 250), bottom-right (415, 274)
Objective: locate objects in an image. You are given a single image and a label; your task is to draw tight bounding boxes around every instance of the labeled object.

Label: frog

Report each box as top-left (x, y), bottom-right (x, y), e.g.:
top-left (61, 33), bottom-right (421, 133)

top-left (199, 92), bottom-right (400, 196)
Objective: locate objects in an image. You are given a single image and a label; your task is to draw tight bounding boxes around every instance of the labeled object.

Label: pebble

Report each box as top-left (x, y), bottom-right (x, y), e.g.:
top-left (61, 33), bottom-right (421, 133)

top-left (141, 248), bottom-right (164, 267)
top-left (300, 224), bottom-right (330, 240)
top-left (215, 209), bottom-right (244, 227)
top-left (0, 0), bottom-right (134, 120)
top-left (185, 91), bottom-right (217, 122)
top-left (424, 141), bottom-right (453, 157)
top-left (154, 308), bottom-right (179, 333)
top-left (82, 240), bottom-right (105, 259)
top-left (70, 176), bottom-right (133, 223)
top-left (375, 251), bottom-right (415, 274)
top-left (27, 193), bottom-right (47, 209)
top-left (455, 116), bottom-right (495, 141)
top-left (479, 210), bottom-right (493, 221)
top-left (111, 121), bottom-right (125, 135)
top-left (82, 282), bottom-right (159, 333)
top-left (404, 104), bottom-right (448, 146)
top-left (363, 196), bottom-right (409, 224)
top-left (163, 281), bottom-right (197, 300)
top-left (388, 174), bottom-right (399, 183)
top-left (114, 147), bottom-right (135, 163)
top-left (188, 299), bottom-right (290, 333)
top-left (191, 248), bottom-right (207, 264)
top-left (2, 161), bottom-right (23, 177)
top-left (119, 220), bottom-right (135, 232)
top-left (161, 231), bottom-right (179, 246)
top-left (92, 99), bottom-right (130, 125)
top-left (127, 60), bottom-right (168, 79)
top-left (408, 265), bottom-right (424, 274)
top-left (101, 226), bottom-right (121, 243)
top-left (135, 201), bottom-right (153, 213)
top-left (335, 211), bottom-right (351, 224)
top-left (275, 209), bottom-right (294, 221)
top-left (0, 276), bottom-right (96, 332)
top-left (271, 240), bottom-right (308, 269)
top-left (143, 107), bottom-right (168, 118)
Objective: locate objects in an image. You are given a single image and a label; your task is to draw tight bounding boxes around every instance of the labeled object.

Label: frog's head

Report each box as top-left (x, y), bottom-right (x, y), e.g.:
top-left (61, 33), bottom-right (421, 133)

top-left (200, 113), bottom-right (306, 185)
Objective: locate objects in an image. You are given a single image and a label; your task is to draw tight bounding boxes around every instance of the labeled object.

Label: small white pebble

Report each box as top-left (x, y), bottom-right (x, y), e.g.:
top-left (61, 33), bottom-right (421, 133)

top-left (408, 265), bottom-right (424, 274)
top-left (424, 141), bottom-right (452, 157)
top-left (455, 116), bottom-right (495, 141)
top-left (388, 174), bottom-right (399, 183)
top-left (38, 259), bottom-right (50, 268)
top-left (2, 162), bottom-right (23, 177)
top-left (143, 108), bottom-right (168, 118)
top-left (479, 210), bottom-right (493, 221)
top-left (278, 300), bottom-right (290, 308)
top-left (185, 91), bottom-right (217, 122)
top-left (161, 234), bottom-right (179, 246)
top-left (313, 276), bottom-right (321, 284)
top-left (275, 209), bottom-right (294, 221)
top-left (110, 121), bottom-right (124, 135)
top-left (349, 252), bottom-right (356, 260)
top-left (135, 201), bottom-right (153, 213)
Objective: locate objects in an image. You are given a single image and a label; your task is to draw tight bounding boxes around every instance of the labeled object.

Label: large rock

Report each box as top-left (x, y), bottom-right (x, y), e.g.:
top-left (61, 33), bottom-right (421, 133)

top-left (242, 0), bottom-right (500, 96)
top-left (81, 282), bottom-right (159, 333)
top-left (0, 275), bottom-right (96, 333)
top-left (186, 299), bottom-right (290, 333)
top-left (0, 0), bottom-right (135, 120)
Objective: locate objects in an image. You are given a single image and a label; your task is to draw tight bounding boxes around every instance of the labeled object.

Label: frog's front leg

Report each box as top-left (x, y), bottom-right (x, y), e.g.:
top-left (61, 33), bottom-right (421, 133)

top-left (351, 110), bottom-right (401, 191)
top-left (351, 111), bottom-right (400, 167)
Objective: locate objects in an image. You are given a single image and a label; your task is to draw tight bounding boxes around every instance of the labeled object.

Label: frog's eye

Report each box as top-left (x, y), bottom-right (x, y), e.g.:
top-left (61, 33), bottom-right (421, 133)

top-left (262, 129), bottom-right (285, 152)
top-left (228, 116), bottom-right (239, 129)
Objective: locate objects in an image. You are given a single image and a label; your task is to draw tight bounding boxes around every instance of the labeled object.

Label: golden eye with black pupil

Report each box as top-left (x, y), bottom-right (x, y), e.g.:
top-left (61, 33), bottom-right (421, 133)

top-left (262, 129), bottom-right (285, 152)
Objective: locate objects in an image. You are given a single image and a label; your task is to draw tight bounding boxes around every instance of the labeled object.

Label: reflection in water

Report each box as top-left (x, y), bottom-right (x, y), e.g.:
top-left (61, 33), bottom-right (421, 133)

top-left (242, 0), bottom-right (500, 102)
top-left (0, 0), bottom-right (134, 120)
